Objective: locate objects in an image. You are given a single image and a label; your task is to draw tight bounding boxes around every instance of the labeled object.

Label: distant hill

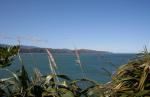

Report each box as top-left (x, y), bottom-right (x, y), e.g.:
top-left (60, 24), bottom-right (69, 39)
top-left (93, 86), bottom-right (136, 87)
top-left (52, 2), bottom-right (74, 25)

top-left (0, 44), bottom-right (112, 54)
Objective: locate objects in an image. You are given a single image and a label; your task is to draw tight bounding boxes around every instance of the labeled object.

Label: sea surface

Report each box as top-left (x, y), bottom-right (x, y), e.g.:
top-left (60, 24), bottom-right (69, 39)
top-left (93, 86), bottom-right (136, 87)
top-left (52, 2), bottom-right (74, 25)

top-left (0, 53), bottom-right (136, 83)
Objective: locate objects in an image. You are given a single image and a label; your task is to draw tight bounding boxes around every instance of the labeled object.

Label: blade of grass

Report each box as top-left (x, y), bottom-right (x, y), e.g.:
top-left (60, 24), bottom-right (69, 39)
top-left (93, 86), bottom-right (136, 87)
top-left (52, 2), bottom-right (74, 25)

top-left (74, 47), bottom-right (86, 78)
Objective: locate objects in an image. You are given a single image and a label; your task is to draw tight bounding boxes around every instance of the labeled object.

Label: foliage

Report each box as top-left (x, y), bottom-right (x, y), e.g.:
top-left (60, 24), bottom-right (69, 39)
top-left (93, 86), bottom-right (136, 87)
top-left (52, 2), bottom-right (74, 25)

top-left (0, 45), bottom-right (19, 68)
top-left (0, 46), bottom-right (100, 97)
top-left (0, 45), bottom-right (150, 97)
top-left (110, 48), bottom-right (150, 97)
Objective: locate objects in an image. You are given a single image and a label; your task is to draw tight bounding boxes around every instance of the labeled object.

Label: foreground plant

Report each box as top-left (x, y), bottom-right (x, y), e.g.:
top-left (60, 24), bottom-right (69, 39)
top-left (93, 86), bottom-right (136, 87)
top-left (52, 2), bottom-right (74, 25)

top-left (0, 45), bottom-right (19, 67)
top-left (1, 45), bottom-right (150, 97)
top-left (0, 46), bottom-right (100, 97)
top-left (110, 48), bottom-right (150, 97)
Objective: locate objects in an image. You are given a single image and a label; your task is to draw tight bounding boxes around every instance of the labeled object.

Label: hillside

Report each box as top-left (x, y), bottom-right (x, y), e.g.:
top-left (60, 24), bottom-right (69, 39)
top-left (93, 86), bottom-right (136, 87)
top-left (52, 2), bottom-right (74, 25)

top-left (0, 44), bottom-right (111, 54)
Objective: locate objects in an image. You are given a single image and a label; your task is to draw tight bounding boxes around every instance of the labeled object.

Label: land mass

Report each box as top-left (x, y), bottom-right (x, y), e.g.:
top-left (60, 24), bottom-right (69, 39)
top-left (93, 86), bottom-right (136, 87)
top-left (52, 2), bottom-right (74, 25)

top-left (0, 44), bottom-right (112, 54)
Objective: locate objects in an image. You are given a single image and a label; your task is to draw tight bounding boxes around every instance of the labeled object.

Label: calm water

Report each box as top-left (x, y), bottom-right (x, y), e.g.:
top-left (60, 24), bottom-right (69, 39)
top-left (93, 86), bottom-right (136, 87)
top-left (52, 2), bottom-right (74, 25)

top-left (0, 53), bottom-right (135, 83)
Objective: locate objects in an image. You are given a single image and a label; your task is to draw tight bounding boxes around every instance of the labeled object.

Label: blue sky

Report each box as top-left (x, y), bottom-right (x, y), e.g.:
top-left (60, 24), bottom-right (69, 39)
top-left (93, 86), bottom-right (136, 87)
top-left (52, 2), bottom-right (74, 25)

top-left (0, 0), bottom-right (150, 53)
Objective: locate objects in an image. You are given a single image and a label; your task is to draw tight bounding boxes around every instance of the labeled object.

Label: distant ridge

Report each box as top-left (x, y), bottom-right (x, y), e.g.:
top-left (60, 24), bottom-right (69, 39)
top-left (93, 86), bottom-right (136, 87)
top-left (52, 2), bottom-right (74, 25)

top-left (0, 44), bottom-right (112, 54)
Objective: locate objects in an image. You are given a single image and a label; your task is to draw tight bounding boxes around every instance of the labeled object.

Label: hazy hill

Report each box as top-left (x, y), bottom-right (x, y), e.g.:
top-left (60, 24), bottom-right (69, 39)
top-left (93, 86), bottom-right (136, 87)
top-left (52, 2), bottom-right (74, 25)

top-left (0, 44), bottom-right (111, 54)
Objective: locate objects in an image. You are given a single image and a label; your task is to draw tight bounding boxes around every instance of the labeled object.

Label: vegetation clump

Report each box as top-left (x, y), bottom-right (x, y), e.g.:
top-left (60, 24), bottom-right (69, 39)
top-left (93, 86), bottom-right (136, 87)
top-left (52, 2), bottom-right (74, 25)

top-left (110, 49), bottom-right (150, 97)
top-left (0, 45), bottom-right (19, 68)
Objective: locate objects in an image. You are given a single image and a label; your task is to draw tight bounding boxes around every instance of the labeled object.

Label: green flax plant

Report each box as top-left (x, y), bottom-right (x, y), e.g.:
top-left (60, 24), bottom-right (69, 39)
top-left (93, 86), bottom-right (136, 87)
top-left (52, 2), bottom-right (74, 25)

top-left (0, 45), bottom-right (19, 68)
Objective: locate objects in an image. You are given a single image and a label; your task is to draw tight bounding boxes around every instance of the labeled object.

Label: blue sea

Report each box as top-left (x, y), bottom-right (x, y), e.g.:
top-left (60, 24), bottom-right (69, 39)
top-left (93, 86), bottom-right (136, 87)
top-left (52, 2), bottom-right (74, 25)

top-left (0, 53), bottom-right (136, 83)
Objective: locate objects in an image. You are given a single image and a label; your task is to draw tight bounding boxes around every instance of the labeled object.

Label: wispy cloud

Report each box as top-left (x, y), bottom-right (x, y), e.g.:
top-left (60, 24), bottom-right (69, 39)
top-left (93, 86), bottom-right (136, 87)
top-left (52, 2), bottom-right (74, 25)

top-left (0, 34), bottom-right (14, 40)
top-left (18, 36), bottom-right (44, 44)
top-left (0, 33), bottom-right (46, 45)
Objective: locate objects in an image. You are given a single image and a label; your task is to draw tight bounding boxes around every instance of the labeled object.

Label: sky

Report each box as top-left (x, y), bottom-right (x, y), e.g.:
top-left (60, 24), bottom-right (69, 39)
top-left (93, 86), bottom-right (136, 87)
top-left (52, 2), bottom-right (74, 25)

top-left (0, 0), bottom-right (150, 53)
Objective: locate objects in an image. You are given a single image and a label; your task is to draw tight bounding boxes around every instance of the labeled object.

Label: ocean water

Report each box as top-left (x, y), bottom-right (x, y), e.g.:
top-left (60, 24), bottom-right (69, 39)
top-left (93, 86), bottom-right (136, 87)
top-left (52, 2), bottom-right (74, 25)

top-left (0, 53), bottom-right (135, 83)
